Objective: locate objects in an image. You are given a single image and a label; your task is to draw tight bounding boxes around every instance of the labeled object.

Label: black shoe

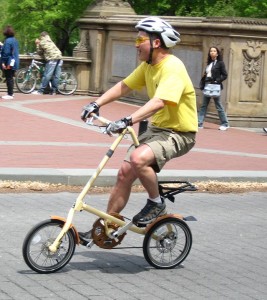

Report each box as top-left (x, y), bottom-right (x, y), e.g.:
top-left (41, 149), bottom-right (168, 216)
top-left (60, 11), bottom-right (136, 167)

top-left (78, 230), bottom-right (92, 246)
top-left (132, 199), bottom-right (166, 225)
top-left (50, 90), bottom-right (57, 95)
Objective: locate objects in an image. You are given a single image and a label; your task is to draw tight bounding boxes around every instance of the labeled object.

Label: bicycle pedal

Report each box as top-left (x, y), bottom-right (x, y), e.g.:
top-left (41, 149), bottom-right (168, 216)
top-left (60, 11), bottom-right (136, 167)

top-left (80, 239), bottom-right (94, 248)
top-left (133, 222), bottom-right (147, 228)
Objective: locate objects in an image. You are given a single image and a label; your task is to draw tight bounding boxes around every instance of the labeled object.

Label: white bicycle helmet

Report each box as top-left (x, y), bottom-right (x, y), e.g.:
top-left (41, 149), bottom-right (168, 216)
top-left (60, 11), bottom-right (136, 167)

top-left (135, 17), bottom-right (180, 48)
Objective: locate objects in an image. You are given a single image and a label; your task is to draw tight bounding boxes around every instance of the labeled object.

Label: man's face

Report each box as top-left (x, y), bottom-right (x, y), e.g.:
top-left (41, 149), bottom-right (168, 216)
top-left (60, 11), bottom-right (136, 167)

top-left (135, 31), bottom-right (151, 61)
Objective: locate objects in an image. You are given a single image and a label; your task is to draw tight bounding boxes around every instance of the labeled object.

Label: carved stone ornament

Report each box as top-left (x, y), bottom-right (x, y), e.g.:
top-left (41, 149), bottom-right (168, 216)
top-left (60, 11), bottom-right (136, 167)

top-left (73, 30), bottom-right (91, 59)
top-left (75, 30), bottom-right (90, 51)
top-left (243, 40), bottom-right (263, 88)
top-left (210, 37), bottom-right (222, 48)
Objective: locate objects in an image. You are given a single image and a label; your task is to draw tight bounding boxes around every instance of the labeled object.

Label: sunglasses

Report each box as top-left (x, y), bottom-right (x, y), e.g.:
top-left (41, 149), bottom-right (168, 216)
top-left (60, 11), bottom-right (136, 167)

top-left (135, 36), bottom-right (150, 46)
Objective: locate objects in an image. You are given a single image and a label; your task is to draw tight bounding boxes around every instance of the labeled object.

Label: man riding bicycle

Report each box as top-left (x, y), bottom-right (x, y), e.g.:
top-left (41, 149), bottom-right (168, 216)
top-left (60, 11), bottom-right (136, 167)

top-left (80, 17), bottom-right (198, 242)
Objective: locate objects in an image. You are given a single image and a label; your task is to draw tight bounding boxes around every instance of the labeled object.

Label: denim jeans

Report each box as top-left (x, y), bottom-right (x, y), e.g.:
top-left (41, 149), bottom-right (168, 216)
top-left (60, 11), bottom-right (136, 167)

top-left (198, 95), bottom-right (229, 127)
top-left (39, 60), bottom-right (63, 93)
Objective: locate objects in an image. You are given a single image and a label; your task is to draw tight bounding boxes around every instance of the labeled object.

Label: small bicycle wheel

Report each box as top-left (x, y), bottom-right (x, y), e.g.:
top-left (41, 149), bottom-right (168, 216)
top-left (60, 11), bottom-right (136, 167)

top-left (22, 219), bottom-right (76, 274)
top-left (15, 68), bottom-right (37, 93)
top-left (143, 217), bottom-right (192, 269)
top-left (57, 71), bottom-right (77, 95)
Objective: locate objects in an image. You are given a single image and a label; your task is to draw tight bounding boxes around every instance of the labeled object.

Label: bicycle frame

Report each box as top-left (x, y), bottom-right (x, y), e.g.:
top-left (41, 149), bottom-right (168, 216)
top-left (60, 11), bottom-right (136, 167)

top-left (49, 115), bottom-right (147, 253)
top-left (28, 59), bottom-right (44, 74)
top-left (20, 59), bottom-right (44, 86)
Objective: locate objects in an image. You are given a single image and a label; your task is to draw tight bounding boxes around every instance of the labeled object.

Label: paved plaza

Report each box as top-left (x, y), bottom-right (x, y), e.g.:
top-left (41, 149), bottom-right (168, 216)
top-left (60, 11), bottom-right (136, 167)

top-left (0, 191), bottom-right (266, 300)
top-left (0, 93), bottom-right (266, 185)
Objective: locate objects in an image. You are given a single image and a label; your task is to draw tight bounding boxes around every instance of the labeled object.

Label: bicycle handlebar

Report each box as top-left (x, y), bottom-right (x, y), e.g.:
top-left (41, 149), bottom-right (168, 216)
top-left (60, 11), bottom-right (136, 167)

top-left (27, 52), bottom-right (38, 56)
top-left (85, 113), bottom-right (138, 140)
top-left (86, 113), bottom-right (111, 126)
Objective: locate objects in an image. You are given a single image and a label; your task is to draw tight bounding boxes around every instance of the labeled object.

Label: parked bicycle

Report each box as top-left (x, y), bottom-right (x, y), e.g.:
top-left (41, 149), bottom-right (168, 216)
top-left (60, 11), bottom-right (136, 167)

top-left (15, 53), bottom-right (78, 95)
top-left (22, 114), bottom-right (197, 273)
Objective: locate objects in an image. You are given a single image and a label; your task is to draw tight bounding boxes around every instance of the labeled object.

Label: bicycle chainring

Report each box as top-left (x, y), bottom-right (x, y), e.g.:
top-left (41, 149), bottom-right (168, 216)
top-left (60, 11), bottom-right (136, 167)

top-left (91, 213), bottom-right (126, 249)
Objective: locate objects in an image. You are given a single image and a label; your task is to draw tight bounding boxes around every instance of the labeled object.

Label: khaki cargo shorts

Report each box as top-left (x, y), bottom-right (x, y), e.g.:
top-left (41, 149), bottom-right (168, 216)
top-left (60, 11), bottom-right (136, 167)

top-left (125, 125), bottom-right (196, 173)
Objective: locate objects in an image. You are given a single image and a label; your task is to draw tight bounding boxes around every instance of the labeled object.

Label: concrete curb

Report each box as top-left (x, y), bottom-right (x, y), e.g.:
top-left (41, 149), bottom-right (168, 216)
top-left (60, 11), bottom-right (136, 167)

top-left (0, 168), bottom-right (266, 185)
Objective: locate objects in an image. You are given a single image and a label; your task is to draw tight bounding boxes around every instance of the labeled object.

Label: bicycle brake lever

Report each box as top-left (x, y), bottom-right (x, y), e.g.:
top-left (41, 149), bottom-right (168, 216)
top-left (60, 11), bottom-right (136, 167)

top-left (86, 117), bottom-right (114, 136)
top-left (102, 127), bottom-right (114, 137)
top-left (86, 117), bottom-right (94, 125)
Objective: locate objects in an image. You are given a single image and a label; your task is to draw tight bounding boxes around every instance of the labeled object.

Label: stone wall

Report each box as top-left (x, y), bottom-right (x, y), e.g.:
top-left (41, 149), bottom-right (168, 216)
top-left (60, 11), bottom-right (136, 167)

top-left (74, 1), bottom-right (267, 127)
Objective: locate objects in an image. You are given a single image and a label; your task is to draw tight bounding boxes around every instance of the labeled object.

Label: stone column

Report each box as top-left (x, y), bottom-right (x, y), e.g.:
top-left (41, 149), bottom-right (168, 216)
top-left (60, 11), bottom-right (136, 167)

top-left (76, 0), bottom-right (136, 96)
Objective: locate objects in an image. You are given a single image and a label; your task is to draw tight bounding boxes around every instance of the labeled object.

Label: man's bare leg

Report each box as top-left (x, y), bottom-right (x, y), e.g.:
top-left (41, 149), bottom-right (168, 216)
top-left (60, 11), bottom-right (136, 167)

top-left (130, 144), bottom-right (159, 199)
top-left (79, 161), bottom-right (136, 244)
top-left (129, 145), bottom-right (166, 224)
top-left (107, 160), bottom-right (137, 214)
top-left (107, 145), bottom-right (164, 225)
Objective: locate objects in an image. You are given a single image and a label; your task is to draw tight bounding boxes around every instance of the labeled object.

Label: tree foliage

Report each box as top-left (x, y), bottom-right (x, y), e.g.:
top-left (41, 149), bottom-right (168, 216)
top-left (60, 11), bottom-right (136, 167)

top-left (0, 0), bottom-right (92, 55)
top-left (128, 0), bottom-right (267, 18)
top-left (0, 0), bottom-right (266, 56)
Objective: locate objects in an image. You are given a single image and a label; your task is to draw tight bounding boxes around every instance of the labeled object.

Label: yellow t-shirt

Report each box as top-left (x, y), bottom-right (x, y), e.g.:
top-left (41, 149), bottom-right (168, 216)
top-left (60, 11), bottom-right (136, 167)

top-left (123, 55), bottom-right (198, 132)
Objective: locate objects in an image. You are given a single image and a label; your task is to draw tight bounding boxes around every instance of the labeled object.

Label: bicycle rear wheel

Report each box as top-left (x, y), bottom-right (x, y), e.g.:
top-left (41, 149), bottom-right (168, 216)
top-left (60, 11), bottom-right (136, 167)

top-left (15, 68), bottom-right (37, 93)
top-left (57, 71), bottom-right (77, 95)
top-left (22, 219), bottom-right (76, 274)
top-left (143, 217), bottom-right (192, 269)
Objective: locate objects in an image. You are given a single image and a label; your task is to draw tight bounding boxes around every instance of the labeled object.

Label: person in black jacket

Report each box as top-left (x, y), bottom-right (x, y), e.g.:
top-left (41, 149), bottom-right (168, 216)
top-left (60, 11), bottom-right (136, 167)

top-left (198, 47), bottom-right (229, 130)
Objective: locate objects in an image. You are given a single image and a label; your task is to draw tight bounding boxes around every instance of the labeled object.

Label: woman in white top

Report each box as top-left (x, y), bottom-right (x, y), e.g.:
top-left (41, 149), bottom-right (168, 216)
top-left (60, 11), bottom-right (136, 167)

top-left (198, 47), bottom-right (229, 130)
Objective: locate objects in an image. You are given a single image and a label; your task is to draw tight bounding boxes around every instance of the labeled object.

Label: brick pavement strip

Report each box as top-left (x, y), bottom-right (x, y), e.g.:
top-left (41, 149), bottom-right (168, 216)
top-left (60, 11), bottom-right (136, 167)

top-left (0, 191), bottom-right (267, 299)
top-left (0, 95), bottom-right (267, 185)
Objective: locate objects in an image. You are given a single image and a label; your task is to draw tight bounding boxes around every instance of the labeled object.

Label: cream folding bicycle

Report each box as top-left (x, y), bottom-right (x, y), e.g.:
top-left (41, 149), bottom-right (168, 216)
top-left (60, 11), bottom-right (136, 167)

top-left (22, 114), bottom-right (197, 273)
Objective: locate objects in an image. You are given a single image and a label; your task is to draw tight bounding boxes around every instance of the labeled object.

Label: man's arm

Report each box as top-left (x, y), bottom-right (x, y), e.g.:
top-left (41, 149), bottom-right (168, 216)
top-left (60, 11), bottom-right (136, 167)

top-left (105, 97), bottom-right (165, 134)
top-left (130, 97), bottom-right (165, 124)
top-left (95, 81), bottom-right (132, 107)
top-left (35, 38), bottom-right (44, 56)
top-left (81, 81), bottom-right (132, 121)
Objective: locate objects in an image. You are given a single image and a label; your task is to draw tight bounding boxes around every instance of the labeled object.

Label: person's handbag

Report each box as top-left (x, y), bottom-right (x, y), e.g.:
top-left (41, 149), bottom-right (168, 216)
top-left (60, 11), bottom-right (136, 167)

top-left (199, 75), bottom-right (205, 90)
top-left (203, 84), bottom-right (221, 97)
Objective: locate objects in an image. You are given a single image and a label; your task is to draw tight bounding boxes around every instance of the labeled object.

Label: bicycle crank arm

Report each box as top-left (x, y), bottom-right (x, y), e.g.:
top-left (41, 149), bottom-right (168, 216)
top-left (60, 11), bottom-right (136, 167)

top-left (110, 221), bottom-right (134, 238)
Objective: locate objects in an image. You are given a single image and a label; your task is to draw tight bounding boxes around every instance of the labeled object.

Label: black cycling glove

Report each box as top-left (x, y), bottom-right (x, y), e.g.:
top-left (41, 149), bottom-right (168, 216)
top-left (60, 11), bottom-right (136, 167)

top-left (106, 116), bottom-right (133, 134)
top-left (81, 102), bottom-right (100, 121)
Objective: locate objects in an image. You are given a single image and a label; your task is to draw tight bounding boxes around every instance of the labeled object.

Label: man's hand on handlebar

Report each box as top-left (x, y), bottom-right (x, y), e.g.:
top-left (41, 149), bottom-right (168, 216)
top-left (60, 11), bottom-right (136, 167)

top-left (81, 102), bottom-right (100, 121)
top-left (106, 116), bottom-right (133, 134)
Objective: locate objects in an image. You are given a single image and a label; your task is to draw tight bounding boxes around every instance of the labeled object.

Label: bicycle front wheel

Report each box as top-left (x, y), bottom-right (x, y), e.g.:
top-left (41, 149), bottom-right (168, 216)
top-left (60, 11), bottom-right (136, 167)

top-left (58, 71), bottom-right (77, 95)
top-left (143, 217), bottom-right (192, 269)
top-left (15, 68), bottom-right (37, 93)
top-left (22, 219), bottom-right (76, 274)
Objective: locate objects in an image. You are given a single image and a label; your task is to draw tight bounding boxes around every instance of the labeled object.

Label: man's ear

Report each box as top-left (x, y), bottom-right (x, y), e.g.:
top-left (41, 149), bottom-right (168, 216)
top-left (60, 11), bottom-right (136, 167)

top-left (153, 38), bottom-right (161, 49)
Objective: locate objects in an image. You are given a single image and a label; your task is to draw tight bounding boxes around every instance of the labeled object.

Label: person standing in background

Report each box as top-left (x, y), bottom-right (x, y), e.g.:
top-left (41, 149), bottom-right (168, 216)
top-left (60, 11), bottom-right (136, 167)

top-left (0, 25), bottom-right (19, 100)
top-left (32, 31), bottom-right (62, 95)
top-left (198, 47), bottom-right (229, 130)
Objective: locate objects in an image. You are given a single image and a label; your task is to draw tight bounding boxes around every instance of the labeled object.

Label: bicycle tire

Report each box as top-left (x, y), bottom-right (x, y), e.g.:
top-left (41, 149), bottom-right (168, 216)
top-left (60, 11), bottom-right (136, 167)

top-left (57, 71), bottom-right (77, 95)
top-left (15, 68), bottom-right (37, 93)
top-left (22, 219), bottom-right (76, 274)
top-left (143, 217), bottom-right (192, 269)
